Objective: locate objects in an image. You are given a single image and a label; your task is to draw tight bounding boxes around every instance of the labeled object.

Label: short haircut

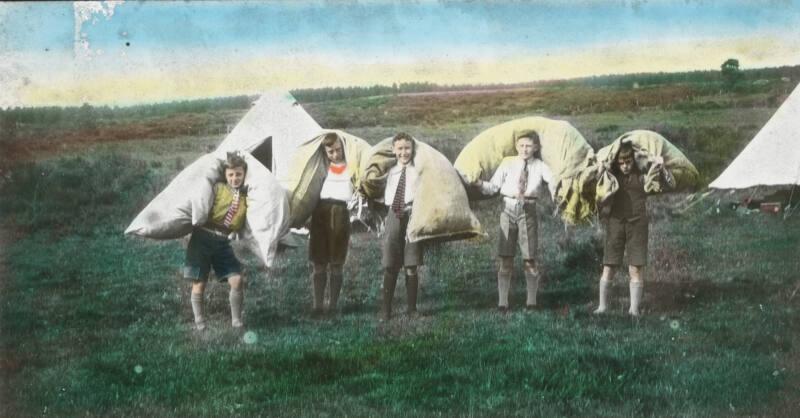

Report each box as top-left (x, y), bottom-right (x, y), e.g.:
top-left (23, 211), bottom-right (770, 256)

top-left (224, 151), bottom-right (248, 172)
top-left (617, 143), bottom-right (635, 160)
top-left (322, 132), bottom-right (340, 147)
top-left (392, 132), bottom-right (415, 153)
top-left (517, 132), bottom-right (542, 159)
top-left (392, 132), bottom-right (414, 144)
top-left (517, 131), bottom-right (540, 144)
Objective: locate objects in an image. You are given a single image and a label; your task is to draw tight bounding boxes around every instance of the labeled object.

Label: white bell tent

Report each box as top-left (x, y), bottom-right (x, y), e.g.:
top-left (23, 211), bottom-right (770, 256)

top-left (216, 91), bottom-right (322, 189)
top-left (709, 83), bottom-right (800, 190)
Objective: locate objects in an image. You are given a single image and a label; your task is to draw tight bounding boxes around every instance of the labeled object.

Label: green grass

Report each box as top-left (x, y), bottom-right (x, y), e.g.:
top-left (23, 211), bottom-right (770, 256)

top-left (2, 152), bottom-right (798, 417)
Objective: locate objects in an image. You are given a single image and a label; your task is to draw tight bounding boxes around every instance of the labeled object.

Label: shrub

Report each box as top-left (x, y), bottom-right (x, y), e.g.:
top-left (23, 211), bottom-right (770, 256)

top-left (0, 154), bottom-right (156, 233)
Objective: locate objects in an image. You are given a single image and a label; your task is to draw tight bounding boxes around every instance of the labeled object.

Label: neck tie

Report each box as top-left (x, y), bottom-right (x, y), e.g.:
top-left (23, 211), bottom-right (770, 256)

top-left (223, 188), bottom-right (240, 228)
top-left (391, 166), bottom-right (407, 218)
top-left (517, 159), bottom-right (529, 199)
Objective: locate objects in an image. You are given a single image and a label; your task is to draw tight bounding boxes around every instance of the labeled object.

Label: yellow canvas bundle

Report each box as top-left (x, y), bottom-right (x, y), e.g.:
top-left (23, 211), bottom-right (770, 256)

top-left (453, 116), bottom-right (595, 224)
top-left (590, 130), bottom-right (699, 204)
top-left (360, 136), bottom-right (483, 243)
top-left (286, 130), bottom-right (371, 228)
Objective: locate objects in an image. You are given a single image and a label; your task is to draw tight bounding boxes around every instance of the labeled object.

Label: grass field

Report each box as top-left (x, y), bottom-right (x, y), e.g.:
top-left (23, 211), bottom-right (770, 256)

top-left (2, 82), bottom-right (800, 417)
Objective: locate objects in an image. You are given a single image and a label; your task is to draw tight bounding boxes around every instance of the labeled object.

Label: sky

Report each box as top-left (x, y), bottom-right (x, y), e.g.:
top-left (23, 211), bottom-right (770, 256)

top-left (1, 0), bottom-right (799, 107)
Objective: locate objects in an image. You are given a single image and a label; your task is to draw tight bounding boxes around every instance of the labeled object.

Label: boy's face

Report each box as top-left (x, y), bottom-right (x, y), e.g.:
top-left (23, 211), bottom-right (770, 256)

top-left (617, 154), bottom-right (634, 175)
top-left (393, 139), bottom-right (414, 166)
top-left (225, 166), bottom-right (246, 189)
top-left (324, 140), bottom-right (345, 164)
top-left (516, 137), bottom-right (538, 160)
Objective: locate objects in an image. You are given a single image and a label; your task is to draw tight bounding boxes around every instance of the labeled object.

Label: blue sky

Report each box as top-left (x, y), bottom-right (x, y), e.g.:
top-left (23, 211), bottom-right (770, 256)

top-left (1, 1), bottom-right (799, 106)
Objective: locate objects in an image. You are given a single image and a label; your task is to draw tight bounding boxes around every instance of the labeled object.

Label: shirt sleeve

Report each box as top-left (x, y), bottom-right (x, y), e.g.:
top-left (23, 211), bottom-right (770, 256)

top-left (541, 162), bottom-right (557, 199)
top-left (480, 162), bottom-right (505, 195)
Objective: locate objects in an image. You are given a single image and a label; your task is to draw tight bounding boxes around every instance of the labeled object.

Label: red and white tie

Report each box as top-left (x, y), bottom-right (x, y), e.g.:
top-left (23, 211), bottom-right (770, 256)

top-left (223, 189), bottom-right (240, 228)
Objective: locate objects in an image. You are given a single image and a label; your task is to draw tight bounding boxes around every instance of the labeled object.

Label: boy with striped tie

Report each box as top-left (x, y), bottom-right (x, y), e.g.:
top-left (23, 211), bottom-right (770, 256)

top-left (183, 152), bottom-right (249, 330)
top-left (380, 133), bottom-right (423, 321)
top-left (475, 133), bottom-right (555, 312)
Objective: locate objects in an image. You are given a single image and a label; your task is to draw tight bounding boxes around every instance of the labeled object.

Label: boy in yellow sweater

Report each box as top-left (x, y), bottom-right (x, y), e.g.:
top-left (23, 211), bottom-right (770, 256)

top-left (184, 152), bottom-right (248, 330)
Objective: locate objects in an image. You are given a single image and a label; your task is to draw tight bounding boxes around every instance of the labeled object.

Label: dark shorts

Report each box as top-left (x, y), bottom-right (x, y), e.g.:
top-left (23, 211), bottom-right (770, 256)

top-left (309, 200), bottom-right (351, 265)
top-left (183, 228), bottom-right (242, 282)
top-left (382, 209), bottom-right (423, 269)
top-left (603, 216), bottom-right (649, 266)
top-left (497, 199), bottom-right (538, 260)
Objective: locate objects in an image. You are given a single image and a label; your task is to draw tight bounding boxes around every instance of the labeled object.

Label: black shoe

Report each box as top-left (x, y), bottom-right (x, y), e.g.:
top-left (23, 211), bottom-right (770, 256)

top-left (526, 304), bottom-right (542, 311)
top-left (497, 306), bottom-right (510, 314)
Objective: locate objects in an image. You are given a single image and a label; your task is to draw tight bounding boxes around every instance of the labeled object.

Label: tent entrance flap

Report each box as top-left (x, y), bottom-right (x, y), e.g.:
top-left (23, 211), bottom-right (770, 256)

top-left (251, 136), bottom-right (273, 171)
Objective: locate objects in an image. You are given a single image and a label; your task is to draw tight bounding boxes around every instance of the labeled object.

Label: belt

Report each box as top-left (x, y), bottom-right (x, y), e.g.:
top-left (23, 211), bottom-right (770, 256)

top-left (387, 202), bottom-right (413, 213)
top-left (199, 225), bottom-right (231, 238)
top-left (503, 196), bottom-right (537, 204)
top-left (319, 199), bottom-right (348, 206)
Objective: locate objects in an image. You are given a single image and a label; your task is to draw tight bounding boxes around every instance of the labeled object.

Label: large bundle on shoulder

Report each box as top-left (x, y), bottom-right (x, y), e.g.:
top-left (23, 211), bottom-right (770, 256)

top-left (454, 116), bottom-right (595, 224)
top-left (124, 151), bottom-right (290, 267)
top-left (360, 136), bottom-right (483, 243)
top-left (587, 130), bottom-right (699, 205)
top-left (285, 130), bottom-right (371, 228)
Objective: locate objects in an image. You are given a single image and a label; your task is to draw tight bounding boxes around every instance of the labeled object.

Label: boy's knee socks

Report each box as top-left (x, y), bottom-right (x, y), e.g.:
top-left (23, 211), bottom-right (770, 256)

top-left (629, 281), bottom-right (643, 316)
top-left (312, 272), bottom-right (327, 311)
top-left (497, 271), bottom-right (512, 308)
top-left (524, 270), bottom-right (539, 307)
top-left (406, 273), bottom-right (419, 314)
top-left (229, 288), bottom-right (244, 327)
top-left (594, 279), bottom-right (612, 314)
top-left (381, 270), bottom-right (398, 319)
top-left (329, 272), bottom-right (343, 310)
top-left (191, 292), bottom-right (205, 330)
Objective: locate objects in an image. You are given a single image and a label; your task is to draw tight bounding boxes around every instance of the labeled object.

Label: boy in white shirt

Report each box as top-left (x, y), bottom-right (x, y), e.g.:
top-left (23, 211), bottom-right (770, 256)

top-left (380, 132), bottom-right (422, 321)
top-left (309, 133), bottom-right (354, 317)
top-left (476, 133), bottom-right (555, 312)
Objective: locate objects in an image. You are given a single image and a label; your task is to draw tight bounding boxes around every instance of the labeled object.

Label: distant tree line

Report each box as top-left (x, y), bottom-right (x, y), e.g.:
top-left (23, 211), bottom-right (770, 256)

top-left (2, 64), bottom-right (798, 128)
top-left (1, 95), bottom-right (255, 133)
top-left (290, 82), bottom-right (532, 102)
top-left (543, 64), bottom-right (800, 90)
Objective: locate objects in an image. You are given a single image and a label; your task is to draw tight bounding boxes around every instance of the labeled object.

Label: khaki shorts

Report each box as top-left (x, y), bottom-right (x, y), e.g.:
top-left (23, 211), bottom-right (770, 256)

top-left (382, 209), bottom-right (423, 269)
top-left (309, 200), bottom-right (351, 265)
top-left (603, 216), bottom-right (649, 266)
top-left (497, 199), bottom-right (538, 260)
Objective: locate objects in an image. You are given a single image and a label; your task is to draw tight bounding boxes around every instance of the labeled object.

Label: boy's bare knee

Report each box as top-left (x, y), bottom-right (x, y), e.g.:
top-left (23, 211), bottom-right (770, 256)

top-left (523, 259), bottom-right (538, 274)
top-left (312, 263), bottom-right (327, 275)
top-left (228, 274), bottom-right (244, 290)
top-left (629, 265), bottom-right (644, 282)
top-left (330, 264), bottom-right (344, 276)
top-left (498, 257), bottom-right (513, 274)
top-left (601, 265), bottom-right (617, 281)
top-left (191, 281), bottom-right (206, 294)
top-left (404, 266), bottom-right (418, 277)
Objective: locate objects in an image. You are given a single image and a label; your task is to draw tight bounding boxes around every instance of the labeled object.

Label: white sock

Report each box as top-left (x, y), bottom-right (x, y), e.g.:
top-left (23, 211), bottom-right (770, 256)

top-left (497, 271), bottom-right (512, 308)
top-left (525, 271), bottom-right (539, 306)
top-left (229, 288), bottom-right (244, 327)
top-left (629, 281), bottom-right (643, 316)
top-left (191, 292), bottom-right (206, 330)
top-left (594, 279), bottom-right (611, 314)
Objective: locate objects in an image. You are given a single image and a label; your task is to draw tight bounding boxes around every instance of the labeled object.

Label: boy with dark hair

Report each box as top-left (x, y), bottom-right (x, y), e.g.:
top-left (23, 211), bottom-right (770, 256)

top-left (594, 142), bottom-right (674, 316)
top-left (309, 133), bottom-right (353, 317)
top-left (475, 133), bottom-right (555, 311)
top-left (380, 132), bottom-right (423, 320)
top-left (184, 152), bottom-right (249, 330)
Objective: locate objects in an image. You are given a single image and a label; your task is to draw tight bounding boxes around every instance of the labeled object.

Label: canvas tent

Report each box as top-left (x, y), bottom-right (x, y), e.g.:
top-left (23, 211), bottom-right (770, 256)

top-left (217, 91), bottom-right (322, 190)
top-left (709, 83), bottom-right (800, 190)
